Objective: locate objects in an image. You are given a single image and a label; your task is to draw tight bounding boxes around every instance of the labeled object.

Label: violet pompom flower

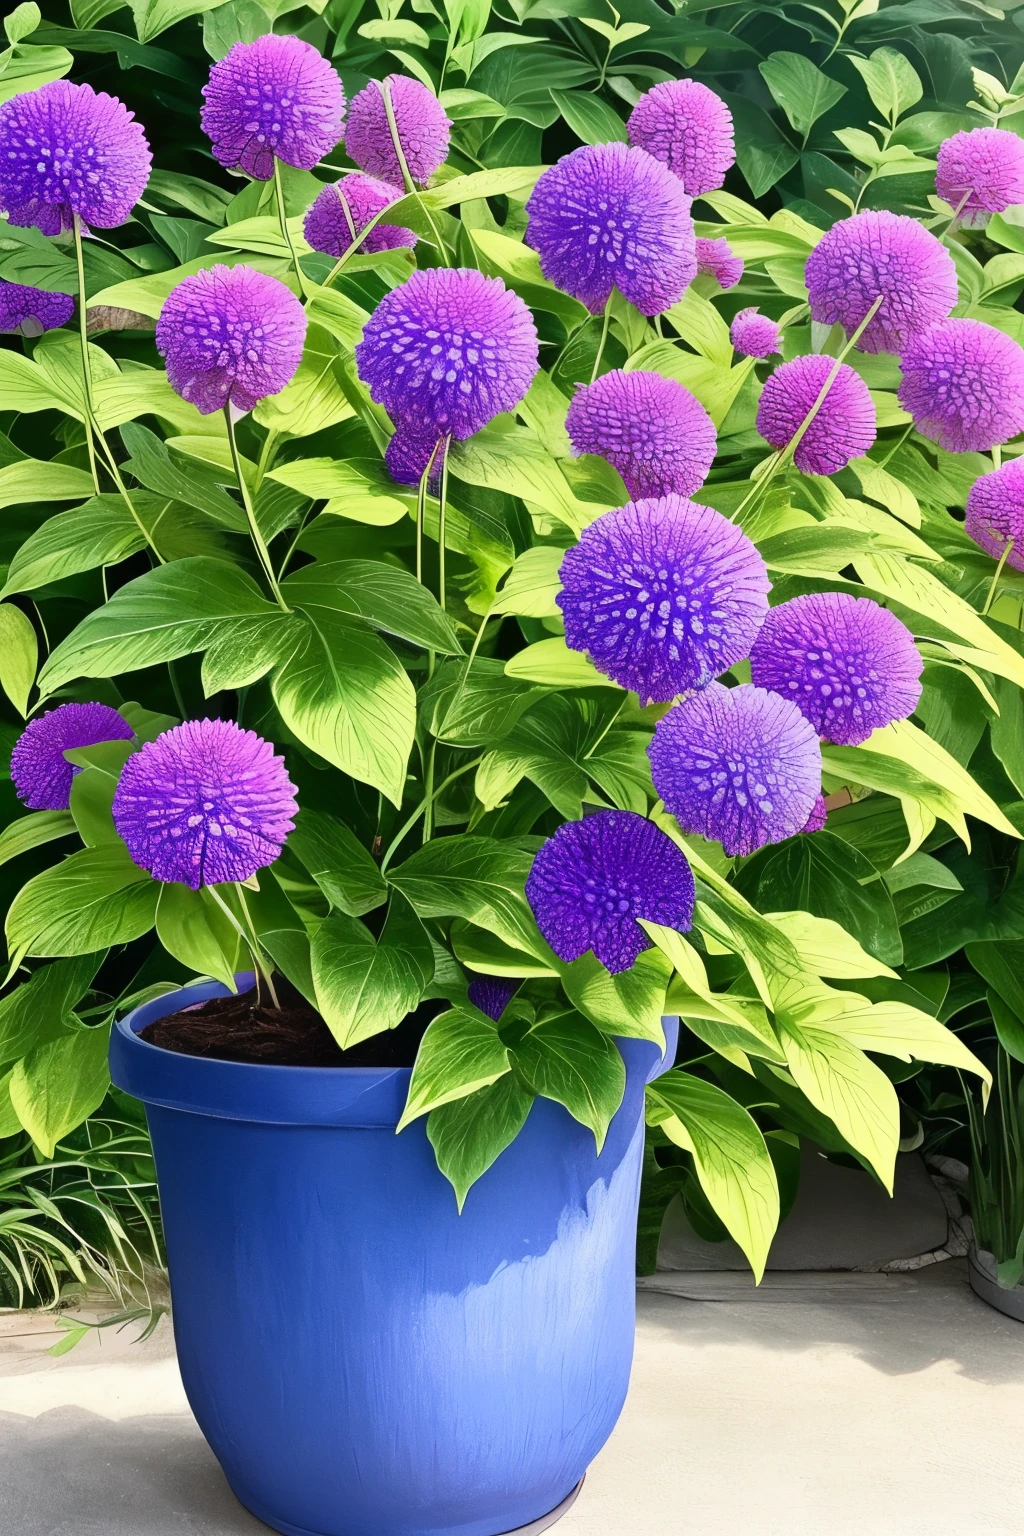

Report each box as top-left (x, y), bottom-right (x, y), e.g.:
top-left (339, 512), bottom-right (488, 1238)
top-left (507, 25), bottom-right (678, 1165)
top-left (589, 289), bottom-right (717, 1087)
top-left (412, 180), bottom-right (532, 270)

top-left (356, 267), bottom-right (538, 444)
top-left (303, 174), bottom-right (416, 257)
top-left (731, 307), bottom-right (781, 360)
top-left (345, 74), bottom-right (451, 189)
top-left (965, 457), bottom-right (1024, 571)
top-left (804, 211), bottom-right (957, 355)
top-left (385, 425), bottom-right (446, 488)
top-left (0, 281), bottom-right (73, 338)
top-left (899, 318), bottom-right (1024, 454)
top-left (756, 354), bottom-right (876, 475)
top-left (467, 977), bottom-right (518, 1022)
top-left (525, 143), bottom-right (696, 317)
top-left (566, 370), bottom-right (716, 500)
top-left (627, 79), bottom-right (735, 197)
top-left (526, 809), bottom-right (695, 975)
top-left (156, 265), bottom-right (306, 416)
top-left (112, 719), bottom-right (297, 890)
top-left (202, 34), bottom-right (344, 181)
top-left (557, 495), bottom-right (770, 705)
top-left (0, 80), bottom-right (151, 236)
top-left (11, 703), bottom-right (133, 812)
top-left (695, 236), bottom-right (743, 290)
top-left (803, 795), bottom-right (827, 834)
top-left (936, 127), bottom-right (1024, 228)
top-left (749, 593), bottom-right (922, 746)
top-left (649, 683), bottom-right (821, 858)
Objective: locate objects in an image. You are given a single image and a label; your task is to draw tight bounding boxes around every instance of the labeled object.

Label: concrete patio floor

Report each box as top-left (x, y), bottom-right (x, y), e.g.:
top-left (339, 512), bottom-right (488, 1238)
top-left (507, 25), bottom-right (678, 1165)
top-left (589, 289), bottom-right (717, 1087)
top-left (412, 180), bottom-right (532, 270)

top-left (1, 1259), bottom-right (1021, 1536)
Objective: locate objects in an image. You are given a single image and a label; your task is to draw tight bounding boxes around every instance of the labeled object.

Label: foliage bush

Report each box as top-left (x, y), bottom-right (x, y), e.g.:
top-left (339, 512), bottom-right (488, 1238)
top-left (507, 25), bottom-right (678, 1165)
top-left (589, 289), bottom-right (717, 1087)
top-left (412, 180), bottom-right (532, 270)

top-left (2, 0), bottom-right (1024, 1297)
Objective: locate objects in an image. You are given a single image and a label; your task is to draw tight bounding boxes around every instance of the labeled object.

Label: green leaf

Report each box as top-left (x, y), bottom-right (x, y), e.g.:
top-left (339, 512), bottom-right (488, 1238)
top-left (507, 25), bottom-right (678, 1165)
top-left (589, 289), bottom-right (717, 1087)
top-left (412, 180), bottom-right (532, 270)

top-left (759, 52), bottom-right (846, 137)
top-left (120, 422), bottom-right (245, 531)
top-left (271, 609), bottom-right (416, 807)
top-left (155, 883), bottom-right (241, 992)
top-left (5, 4), bottom-right (41, 44)
top-left (243, 869), bottom-right (315, 1005)
top-left (0, 810), bottom-right (76, 872)
top-left (358, 16), bottom-right (431, 47)
top-left (0, 41), bottom-right (72, 103)
top-left (0, 458), bottom-right (94, 514)
top-left (387, 834), bottom-right (553, 964)
top-left (643, 923), bottom-right (784, 1064)
top-left (475, 691), bottom-right (623, 819)
top-left (989, 990), bottom-right (1024, 1068)
top-left (422, 656), bottom-right (547, 747)
top-left (1, 497), bottom-right (150, 597)
top-left (0, 602), bottom-right (35, 715)
top-left (504, 637), bottom-right (618, 689)
top-left (966, 941), bottom-right (1024, 1038)
top-left (722, 93), bottom-right (800, 198)
top-left (848, 47), bottom-right (923, 125)
top-left (427, 1074), bottom-right (535, 1210)
top-left (0, 953), bottom-right (103, 1066)
top-left (511, 1011), bottom-right (625, 1150)
top-left (398, 1003), bottom-right (510, 1129)
top-left (646, 1070), bottom-right (780, 1281)
top-left (311, 895), bottom-right (434, 1050)
top-left (267, 457), bottom-right (408, 526)
top-left (549, 88), bottom-right (628, 145)
top-left (765, 910), bottom-right (899, 980)
top-left (287, 809), bottom-right (387, 917)
top-left (9, 1023), bottom-right (110, 1157)
top-left (6, 844), bottom-right (158, 957)
top-left (253, 325), bottom-right (357, 439)
top-left (282, 560), bottom-right (463, 655)
top-left (492, 546), bottom-right (563, 618)
top-left (450, 424), bottom-right (602, 535)
top-left (68, 742), bottom-right (134, 848)
top-left (130, 0), bottom-right (229, 43)
top-left (560, 946), bottom-right (670, 1044)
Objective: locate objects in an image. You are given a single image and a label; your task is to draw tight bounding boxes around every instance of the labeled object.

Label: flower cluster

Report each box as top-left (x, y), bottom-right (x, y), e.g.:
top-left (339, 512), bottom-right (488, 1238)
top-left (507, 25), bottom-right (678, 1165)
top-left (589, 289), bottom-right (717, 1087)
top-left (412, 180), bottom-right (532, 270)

top-left (731, 307), bottom-right (781, 360)
top-left (565, 369), bottom-right (717, 501)
top-left (345, 75), bottom-right (451, 188)
top-left (12, 703), bottom-right (134, 812)
top-left (756, 354), bottom-right (876, 475)
top-left (936, 127), bottom-right (1024, 227)
top-left (202, 34), bottom-right (344, 181)
top-left (965, 457), bottom-right (1024, 571)
top-left (898, 318), bottom-right (1024, 453)
top-left (303, 174), bottom-right (416, 257)
top-left (627, 80), bottom-right (735, 196)
top-left (695, 236), bottom-right (743, 290)
top-left (0, 280), bottom-right (73, 338)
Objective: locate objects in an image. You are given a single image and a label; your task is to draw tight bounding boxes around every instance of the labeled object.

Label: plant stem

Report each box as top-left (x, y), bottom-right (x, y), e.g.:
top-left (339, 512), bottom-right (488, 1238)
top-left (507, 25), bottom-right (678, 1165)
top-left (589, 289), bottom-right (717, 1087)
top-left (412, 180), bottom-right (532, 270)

top-left (92, 430), bottom-right (165, 564)
top-left (878, 420), bottom-right (914, 469)
top-left (273, 158), bottom-right (308, 299)
top-left (207, 885), bottom-right (280, 1009)
top-left (422, 741), bottom-right (437, 842)
top-left (254, 429), bottom-right (279, 492)
top-left (939, 189), bottom-right (972, 242)
top-left (983, 538), bottom-right (1014, 616)
top-left (72, 216), bottom-right (101, 495)
top-left (381, 79), bottom-right (451, 267)
top-left (224, 406), bottom-right (290, 612)
top-left (438, 433), bottom-right (451, 614)
top-left (415, 437), bottom-right (443, 587)
top-left (993, 444), bottom-right (1003, 471)
top-left (590, 298), bottom-right (613, 384)
top-left (380, 754), bottom-right (483, 873)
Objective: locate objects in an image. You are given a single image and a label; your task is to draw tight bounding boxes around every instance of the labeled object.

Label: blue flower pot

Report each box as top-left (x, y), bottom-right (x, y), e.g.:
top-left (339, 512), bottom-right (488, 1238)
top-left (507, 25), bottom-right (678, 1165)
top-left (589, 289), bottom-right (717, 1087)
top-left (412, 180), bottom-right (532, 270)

top-left (110, 978), bottom-right (678, 1536)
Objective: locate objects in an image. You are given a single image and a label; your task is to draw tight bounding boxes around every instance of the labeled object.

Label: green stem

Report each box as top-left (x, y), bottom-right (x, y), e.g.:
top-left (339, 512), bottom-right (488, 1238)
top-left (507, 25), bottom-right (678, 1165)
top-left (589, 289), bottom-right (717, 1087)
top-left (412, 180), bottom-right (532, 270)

top-left (380, 755), bottom-right (483, 873)
top-left (940, 189), bottom-right (972, 242)
top-left (415, 437), bottom-right (444, 587)
top-left (590, 298), bottom-right (613, 384)
top-left (92, 430), bottom-right (165, 564)
top-left (983, 538), bottom-right (1014, 616)
top-left (72, 216), bottom-right (101, 496)
top-left (206, 885), bottom-right (280, 1009)
top-left (236, 884), bottom-right (281, 1009)
top-left (422, 741), bottom-right (437, 843)
top-left (273, 158), bottom-right (308, 299)
top-left (993, 443), bottom-right (1003, 472)
top-left (878, 420), bottom-right (914, 470)
top-left (254, 429), bottom-right (279, 492)
top-left (224, 407), bottom-right (290, 612)
top-left (381, 79), bottom-right (451, 267)
top-left (436, 602), bottom-right (496, 741)
top-left (438, 433), bottom-right (451, 615)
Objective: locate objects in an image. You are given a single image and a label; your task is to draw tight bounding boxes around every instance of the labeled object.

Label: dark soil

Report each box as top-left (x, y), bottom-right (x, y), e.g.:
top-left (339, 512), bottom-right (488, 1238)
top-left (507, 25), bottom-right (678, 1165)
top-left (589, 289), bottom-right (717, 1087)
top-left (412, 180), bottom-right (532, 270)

top-left (139, 978), bottom-right (444, 1068)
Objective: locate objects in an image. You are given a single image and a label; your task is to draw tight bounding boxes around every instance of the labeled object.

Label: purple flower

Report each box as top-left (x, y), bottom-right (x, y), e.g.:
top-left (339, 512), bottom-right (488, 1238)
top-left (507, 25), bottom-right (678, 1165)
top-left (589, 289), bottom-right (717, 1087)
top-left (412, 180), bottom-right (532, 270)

top-left (526, 809), bottom-right (695, 975)
top-left (525, 143), bottom-right (696, 317)
top-left (11, 703), bottom-right (133, 812)
top-left (112, 719), bottom-right (297, 890)
top-left (627, 80), bottom-right (735, 197)
top-left (557, 495), bottom-right (770, 706)
top-left (749, 593), bottom-right (922, 746)
top-left (756, 354), bottom-right (876, 475)
top-left (202, 34), bottom-right (344, 181)
top-left (730, 307), bottom-right (781, 360)
top-left (899, 318), bottom-right (1024, 454)
top-left (648, 683), bottom-right (821, 858)
top-left (0, 81), bottom-right (151, 236)
top-left (566, 369), bottom-right (716, 501)
top-left (355, 267), bottom-right (538, 442)
top-left (965, 457), bottom-right (1024, 572)
top-left (0, 281), bottom-right (73, 338)
top-left (695, 236), bottom-right (743, 290)
top-left (804, 211), bottom-right (957, 355)
top-left (467, 977), bottom-right (518, 1021)
top-left (156, 265), bottom-right (307, 416)
top-left (345, 74), bottom-right (451, 189)
top-left (385, 425), bottom-right (446, 488)
top-left (303, 173), bottom-right (416, 257)
top-left (803, 794), bottom-right (827, 833)
top-left (936, 127), bottom-right (1024, 228)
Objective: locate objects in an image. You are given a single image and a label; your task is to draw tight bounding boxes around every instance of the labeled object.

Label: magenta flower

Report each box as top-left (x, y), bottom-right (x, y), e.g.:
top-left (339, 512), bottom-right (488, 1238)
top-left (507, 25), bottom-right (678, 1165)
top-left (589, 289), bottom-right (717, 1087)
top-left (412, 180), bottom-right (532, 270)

top-left (804, 211), bottom-right (957, 355)
top-left (627, 80), bottom-right (735, 196)
top-left (355, 268), bottom-right (538, 444)
top-left (345, 74), bottom-right (451, 188)
top-left (648, 684), bottom-right (822, 858)
top-left (303, 173), bottom-right (416, 257)
top-left (0, 80), bottom-right (150, 236)
top-left (749, 593), bottom-right (922, 746)
top-left (202, 34), bottom-right (345, 181)
top-left (525, 142), bottom-right (696, 317)
top-left (936, 127), bottom-right (1024, 227)
top-left (526, 809), bottom-right (695, 975)
top-left (557, 495), bottom-right (770, 706)
top-left (156, 265), bottom-right (306, 416)
top-left (695, 236), bottom-right (743, 290)
top-left (11, 703), bottom-right (133, 812)
top-left (731, 307), bottom-right (781, 360)
top-left (112, 719), bottom-right (297, 890)
top-left (565, 369), bottom-right (717, 501)
top-left (385, 425), bottom-right (446, 488)
top-left (965, 457), bottom-right (1024, 572)
top-left (898, 318), bottom-right (1024, 454)
top-left (0, 281), bottom-right (73, 338)
top-left (467, 977), bottom-right (518, 1021)
top-left (803, 795), bottom-right (827, 833)
top-left (756, 354), bottom-right (876, 475)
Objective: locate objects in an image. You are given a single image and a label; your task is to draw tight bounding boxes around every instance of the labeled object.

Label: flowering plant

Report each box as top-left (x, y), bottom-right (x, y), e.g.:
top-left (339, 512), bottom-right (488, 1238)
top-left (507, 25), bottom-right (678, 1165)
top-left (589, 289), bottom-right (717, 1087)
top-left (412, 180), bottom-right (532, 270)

top-left (1, 0), bottom-right (1023, 1282)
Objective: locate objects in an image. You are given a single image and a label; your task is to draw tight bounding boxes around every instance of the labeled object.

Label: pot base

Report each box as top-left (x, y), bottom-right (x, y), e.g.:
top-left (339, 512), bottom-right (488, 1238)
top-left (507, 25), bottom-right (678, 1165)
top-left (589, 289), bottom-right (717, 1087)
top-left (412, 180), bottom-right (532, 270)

top-left (968, 1248), bottom-right (1024, 1322)
top-left (231, 1477), bottom-right (585, 1536)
